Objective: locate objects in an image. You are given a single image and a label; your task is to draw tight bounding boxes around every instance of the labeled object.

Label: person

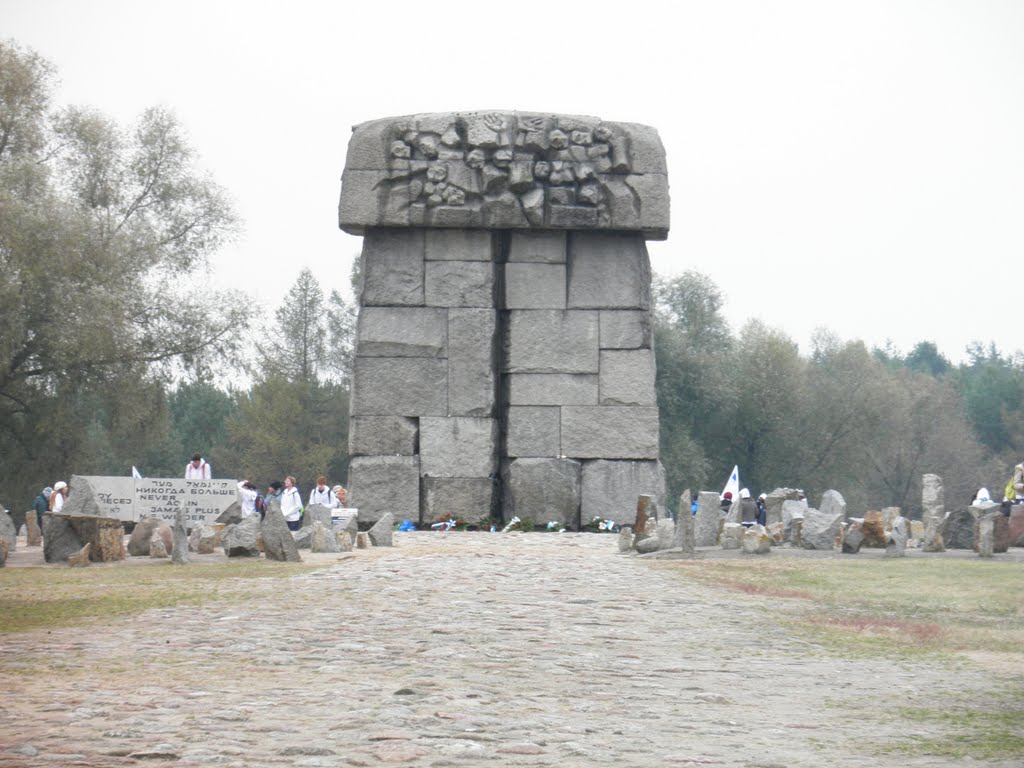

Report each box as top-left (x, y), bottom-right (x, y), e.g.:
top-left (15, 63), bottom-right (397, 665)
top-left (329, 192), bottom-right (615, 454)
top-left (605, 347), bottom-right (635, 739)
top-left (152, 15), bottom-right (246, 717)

top-left (265, 480), bottom-right (283, 519)
top-left (280, 475), bottom-right (303, 531)
top-left (333, 485), bottom-right (348, 507)
top-left (739, 488), bottom-right (758, 527)
top-left (185, 453), bottom-right (212, 480)
top-left (237, 480), bottom-right (260, 518)
top-left (1012, 462), bottom-right (1024, 502)
top-left (33, 486), bottom-right (52, 525)
top-left (756, 493), bottom-right (768, 526)
top-left (50, 481), bottom-right (68, 513)
top-left (719, 491), bottom-right (733, 515)
top-left (973, 487), bottom-right (991, 505)
top-left (308, 475), bottom-right (336, 508)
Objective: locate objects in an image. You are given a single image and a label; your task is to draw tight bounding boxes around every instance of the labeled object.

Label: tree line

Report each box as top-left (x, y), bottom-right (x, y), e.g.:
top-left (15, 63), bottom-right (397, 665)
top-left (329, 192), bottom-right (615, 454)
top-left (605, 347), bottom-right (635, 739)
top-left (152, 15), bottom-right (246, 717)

top-left (4, 39), bottom-right (1023, 517)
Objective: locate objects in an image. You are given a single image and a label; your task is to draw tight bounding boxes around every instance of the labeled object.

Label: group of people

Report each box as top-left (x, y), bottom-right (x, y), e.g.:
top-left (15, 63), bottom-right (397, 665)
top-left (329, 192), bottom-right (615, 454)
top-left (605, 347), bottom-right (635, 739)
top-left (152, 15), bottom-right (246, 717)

top-left (718, 489), bottom-right (769, 527)
top-left (236, 475), bottom-right (348, 531)
top-left (32, 481), bottom-right (68, 523)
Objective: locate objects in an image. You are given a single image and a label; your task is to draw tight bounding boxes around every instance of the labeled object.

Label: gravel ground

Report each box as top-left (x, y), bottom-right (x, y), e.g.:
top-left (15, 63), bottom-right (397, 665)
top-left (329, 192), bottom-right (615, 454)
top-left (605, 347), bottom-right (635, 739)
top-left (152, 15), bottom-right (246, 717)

top-left (1, 531), bottom-right (1021, 767)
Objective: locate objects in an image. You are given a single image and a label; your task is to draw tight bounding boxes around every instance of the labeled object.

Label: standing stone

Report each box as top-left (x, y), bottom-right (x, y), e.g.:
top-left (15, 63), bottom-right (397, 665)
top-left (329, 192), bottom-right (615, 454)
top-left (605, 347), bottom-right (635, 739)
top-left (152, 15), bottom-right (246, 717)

top-left (632, 494), bottom-right (653, 545)
top-left (355, 531), bottom-right (370, 549)
top-left (337, 531), bottom-right (354, 551)
top-left (368, 513), bottom-right (395, 547)
top-left (653, 518), bottom-right (675, 551)
top-left (978, 512), bottom-right (997, 558)
top-left (695, 491), bottom-right (721, 547)
top-left (921, 474), bottom-right (946, 552)
top-left (842, 522), bottom-right (866, 554)
top-left (1007, 504), bottom-right (1024, 547)
top-left (310, 521), bottom-right (342, 553)
top-left (941, 507), bottom-right (982, 550)
top-left (819, 490), bottom-right (847, 521)
top-left (188, 525), bottom-right (220, 554)
top-left (66, 516), bottom-right (126, 562)
top-left (26, 510), bottom-right (42, 547)
top-left (741, 525), bottom-right (772, 555)
top-left (302, 504), bottom-right (334, 529)
top-left (764, 488), bottom-right (801, 528)
top-left (974, 512), bottom-right (1009, 554)
top-left (262, 499), bottom-right (301, 562)
top-left (149, 537), bottom-right (169, 558)
top-left (222, 515), bottom-right (261, 557)
top-left (0, 509), bottom-right (15, 553)
top-left (580, 460), bottom-right (665, 526)
top-left (43, 515), bottom-right (84, 563)
top-left (721, 522), bottom-right (743, 549)
top-left (885, 517), bottom-right (909, 557)
top-left (0, 538), bottom-right (6, 567)
top-left (67, 543), bottom-right (92, 567)
top-left (617, 526), bottom-right (634, 553)
top-left (172, 507), bottom-right (190, 565)
top-left (860, 511), bottom-right (887, 547)
top-left (801, 507), bottom-right (843, 551)
top-left (782, 500), bottom-right (807, 543)
top-left (672, 497), bottom-right (696, 556)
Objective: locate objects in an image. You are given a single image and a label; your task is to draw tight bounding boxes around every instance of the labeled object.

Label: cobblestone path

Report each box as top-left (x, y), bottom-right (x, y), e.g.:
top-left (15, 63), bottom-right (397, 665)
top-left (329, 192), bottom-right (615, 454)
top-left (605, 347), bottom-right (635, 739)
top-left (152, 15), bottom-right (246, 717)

top-left (0, 532), bottom-right (1017, 767)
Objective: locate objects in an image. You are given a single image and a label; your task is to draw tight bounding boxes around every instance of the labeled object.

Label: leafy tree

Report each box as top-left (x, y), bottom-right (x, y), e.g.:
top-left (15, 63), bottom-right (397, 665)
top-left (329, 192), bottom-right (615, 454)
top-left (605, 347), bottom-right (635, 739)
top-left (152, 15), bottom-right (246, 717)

top-left (0, 40), bottom-right (243, 505)
top-left (904, 340), bottom-right (951, 378)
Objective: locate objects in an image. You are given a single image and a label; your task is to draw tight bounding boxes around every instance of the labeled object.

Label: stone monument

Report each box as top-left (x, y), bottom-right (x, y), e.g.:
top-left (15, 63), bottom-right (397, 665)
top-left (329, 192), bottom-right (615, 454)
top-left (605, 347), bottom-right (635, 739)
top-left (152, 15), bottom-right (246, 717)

top-left (339, 111), bottom-right (669, 529)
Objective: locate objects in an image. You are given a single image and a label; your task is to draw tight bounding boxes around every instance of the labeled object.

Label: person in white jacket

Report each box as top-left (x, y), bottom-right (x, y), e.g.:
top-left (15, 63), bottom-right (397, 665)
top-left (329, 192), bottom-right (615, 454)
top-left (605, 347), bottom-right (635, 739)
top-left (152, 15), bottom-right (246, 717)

top-left (185, 454), bottom-right (212, 480)
top-left (237, 480), bottom-right (259, 518)
top-left (308, 475), bottom-right (337, 508)
top-left (280, 475), bottom-right (303, 530)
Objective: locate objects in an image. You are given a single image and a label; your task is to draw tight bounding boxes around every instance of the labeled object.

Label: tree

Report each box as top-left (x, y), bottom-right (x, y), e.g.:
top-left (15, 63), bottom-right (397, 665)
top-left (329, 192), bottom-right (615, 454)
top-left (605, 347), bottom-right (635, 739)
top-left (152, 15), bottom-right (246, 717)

top-left (0, 41), bottom-right (244, 504)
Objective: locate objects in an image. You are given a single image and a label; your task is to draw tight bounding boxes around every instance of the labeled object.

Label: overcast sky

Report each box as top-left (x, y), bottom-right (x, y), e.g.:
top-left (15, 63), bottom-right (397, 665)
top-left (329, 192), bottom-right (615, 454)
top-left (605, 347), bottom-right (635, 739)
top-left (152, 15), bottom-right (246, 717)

top-left (5, 0), bottom-right (1023, 362)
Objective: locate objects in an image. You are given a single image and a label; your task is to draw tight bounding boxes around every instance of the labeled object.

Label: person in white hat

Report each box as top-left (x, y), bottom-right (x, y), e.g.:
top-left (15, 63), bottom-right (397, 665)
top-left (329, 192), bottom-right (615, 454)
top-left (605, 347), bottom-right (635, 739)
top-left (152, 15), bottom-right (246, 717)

top-left (50, 481), bottom-right (68, 513)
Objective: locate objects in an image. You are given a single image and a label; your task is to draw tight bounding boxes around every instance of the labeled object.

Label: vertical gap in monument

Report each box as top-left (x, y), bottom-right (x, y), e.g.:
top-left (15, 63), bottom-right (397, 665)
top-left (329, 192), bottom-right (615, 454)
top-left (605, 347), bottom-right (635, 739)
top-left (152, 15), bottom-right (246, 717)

top-left (493, 230), bottom-right (510, 525)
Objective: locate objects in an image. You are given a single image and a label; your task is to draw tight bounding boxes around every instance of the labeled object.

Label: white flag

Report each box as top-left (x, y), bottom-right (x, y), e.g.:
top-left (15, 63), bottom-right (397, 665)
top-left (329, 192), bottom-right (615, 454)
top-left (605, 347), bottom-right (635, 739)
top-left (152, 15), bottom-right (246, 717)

top-left (722, 465), bottom-right (740, 500)
top-left (131, 465), bottom-right (142, 479)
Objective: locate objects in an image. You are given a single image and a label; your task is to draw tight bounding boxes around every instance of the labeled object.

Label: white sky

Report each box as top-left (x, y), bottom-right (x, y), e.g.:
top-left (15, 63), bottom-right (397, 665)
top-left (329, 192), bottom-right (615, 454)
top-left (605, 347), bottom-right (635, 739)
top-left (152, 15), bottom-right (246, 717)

top-left (5, 0), bottom-right (1023, 362)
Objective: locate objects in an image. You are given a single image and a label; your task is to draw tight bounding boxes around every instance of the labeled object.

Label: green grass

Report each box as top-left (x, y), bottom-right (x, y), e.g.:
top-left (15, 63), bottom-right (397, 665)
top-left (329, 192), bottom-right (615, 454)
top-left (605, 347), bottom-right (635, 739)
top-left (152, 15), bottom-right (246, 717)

top-left (885, 694), bottom-right (1024, 759)
top-left (0, 560), bottom-right (322, 633)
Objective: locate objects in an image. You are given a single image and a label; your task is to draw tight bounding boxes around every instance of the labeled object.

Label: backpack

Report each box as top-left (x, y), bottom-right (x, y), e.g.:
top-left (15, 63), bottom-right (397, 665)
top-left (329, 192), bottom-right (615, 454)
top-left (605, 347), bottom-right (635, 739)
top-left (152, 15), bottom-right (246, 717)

top-left (1004, 476), bottom-right (1016, 502)
top-left (254, 493), bottom-right (265, 514)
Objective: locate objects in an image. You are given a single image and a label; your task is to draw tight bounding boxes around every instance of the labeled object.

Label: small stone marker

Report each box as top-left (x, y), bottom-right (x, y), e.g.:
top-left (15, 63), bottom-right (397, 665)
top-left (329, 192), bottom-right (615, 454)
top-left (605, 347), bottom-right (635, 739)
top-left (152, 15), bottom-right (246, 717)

top-left (617, 526), bottom-right (634, 552)
top-left (356, 532), bottom-right (370, 549)
top-left (695, 491), bottom-right (720, 547)
top-left (261, 498), bottom-right (302, 562)
top-left (68, 542), bottom-right (92, 567)
top-left (149, 536), bottom-right (168, 558)
top-left (310, 521), bottom-right (341, 553)
top-left (171, 507), bottom-right (189, 565)
top-left (222, 515), bottom-right (261, 557)
top-left (368, 513), bottom-right (395, 547)
top-left (885, 516), bottom-right (909, 557)
top-left (0, 508), bottom-right (16, 553)
top-left (42, 515), bottom-right (84, 563)
top-left (26, 510), bottom-right (42, 547)
top-left (741, 524), bottom-right (771, 555)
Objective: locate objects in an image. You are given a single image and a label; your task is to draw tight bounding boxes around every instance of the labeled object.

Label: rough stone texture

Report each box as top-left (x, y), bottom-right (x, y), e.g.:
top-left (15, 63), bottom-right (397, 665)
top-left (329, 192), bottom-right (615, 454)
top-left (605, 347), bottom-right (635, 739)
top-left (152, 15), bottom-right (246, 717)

top-left (1009, 504), bottom-right (1024, 547)
top-left (0, 538), bottom-right (6, 567)
top-left (599, 310), bottom-right (652, 350)
top-left (188, 525), bottom-right (220, 555)
top-left (654, 518), bottom-right (675, 550)
top-left (333, 511), bottom-right (359, 540)
top-left (506, 310), bottom-right (599, 374)
top-left (261, 499), bottom-right (302, 562)
top-left (633, 494), bottom-right (655, 542)
top-left (448, 309), bottom-right (497, 417)
top-left (618, 526), bottom-right (634, 552)
top-left (505, 263), bottom-right (567, 309)
top-left (339, 112), bottom-right (669, 239)
top-left (598, 350), bottom-right (656, 406)
top-left (885, 517), bottom-right (909, 557)
top-left (561, 406), bottom-right (659, 459)
top-left (695, 491), bottom-right (721, 547)
top-left (672, 508), bottom-right (696, 556)
top-left (26, 510), bottom-right (42, 547)
top-left (974, 512), bottom-right (1009, 554)
top-left (425, 229), bottom-right (492, 261)
top-left (764, 488), bottom-right (801, 528)
top-left (782, 500), bottom-right (808, 543)
top-left (501, 458), bottom-right (581, 529)
top-left (425, 261), bottom-right (495, 307)
top-left (67, 543), bottom-right (91, 567)
top-left (567, 232), bottom-right (652, 309)
top-left (742, 525), bottom-right (772, 555)
top-left (43, 515), bottom-right (84, 563)
top-left (801, 508), bottom-right (843, 551)
top-left (419, 417), bottom-right (498, 478)
top-left (351, 357), bottom-right (448, 417)
top-left (921, 473), bottom-right (945, 528)
top-left (309, 522), bottom-right (341, 553)
top-left (349, 416), bottom-right (419, 456)
top-left (359, 229), bottom-right (425, 307)
top-left (721, 523), bottom-right (744, 549)
top-left (368, 513), bottom-right (395, 547)
top-left (818, 490), bottom-right (847, 521)
top-left (978, 513), bottom-right (997, 558)
top-left (842, 522), bottom-right (866, 554)
top-left (941, 507), bottom-right (980, 550)
top-left (507, 373), bottom-right (598, 406)
top-left (580, 460), bottom-right (664, 525)
top-left (214, 501), bottom-right (242, 526)
top-left (302, 504), bottom-right (334, 529)
top-left (292, 526), bottom-right (314, 550)
top-left (861, 511), bottom-right (887, 547)
top-left (635, 534), bottom-right (662, 554)
top-left (506, 406), bottom-right (561, 458)
top-left (172, 508), bottom-right (190, 565)
top-left (0, 509), bottom-right (16, 553)
top-left (508, 231), bottom-right (566, 263)
top-left (64, 515), bottom-right (126, 562)
top-left (355, 531), bottom-right (370, 549)
top-left (349, 456), bottom-right (421, 524)
top-left (128, 517), bottom-right (169, 556)
top-left (149, 536), bottom-right (168, 558)
top-left (422, 477), bottom-right (497, 527)
top-left (222, 515), bottom-right (262, 557)
top-left (60, 476), bottom-right (106, 518)
top-left (356, 307), bottom-right (448, 358)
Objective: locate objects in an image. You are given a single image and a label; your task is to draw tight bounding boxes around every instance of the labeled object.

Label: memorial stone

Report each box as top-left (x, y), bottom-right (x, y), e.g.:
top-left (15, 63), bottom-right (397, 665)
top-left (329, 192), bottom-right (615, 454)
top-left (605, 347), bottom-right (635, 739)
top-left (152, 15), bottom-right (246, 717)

top-left (43, 515), bottom-right (84, 563)
top-left (1007, 504), bottom-right (1024, 547)
top-left (801, 507), bottom-right (843, 551)
top-left (262, 499), bottom-right (301, 562)
top-left (922, 473), bottom-right (946, 552)
top-left (172, 507), bottom-right (190, 565)
top-left (0, 509), bottom-right (15, 553)
top-left (942, 507), bottom-right (981, 550)
top-left (340, 111), bottom-right (667, 526)
top-left (368, 513), bottom-right (395, 547)
top-left (26, 510), bottom-right (42, 547)
top-left (695, 491), bottom-right (721, 547)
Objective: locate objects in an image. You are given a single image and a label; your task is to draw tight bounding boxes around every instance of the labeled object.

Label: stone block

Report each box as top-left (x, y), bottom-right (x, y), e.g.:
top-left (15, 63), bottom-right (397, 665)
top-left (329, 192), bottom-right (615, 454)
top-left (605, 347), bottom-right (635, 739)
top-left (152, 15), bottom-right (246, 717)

top-left (504, 263), bottom-right (567, 309)
top-left (368, 513), bottom-right (395, 547)
top-left (261, 502), bottom-right (301, 562)
top-left (360, 229), bottom-right (425, 306)
top-left (502, 458), bottom-right (581, 529)
top-left (561, 406), bottom-right (660, 460)
top-left (420, 417), bottom-right (498, 478)
top-left (338, 170), bottom-right (391, 234)
top-left (507, 373), bottom-right (598, 406)
top-left (506, 310), bottom-right (599, 374)
top-left (695, 491), bottom-right (721, 547)
top-left (506, 406), bottom-right (560, 458)
top-left (580, 460), bottom-right (665, 525)
top-left (425, 261), bottom-right (495, 307)
top-left (819, 489), bottom-right (847, 521)
top-left (342, 116), bottom-right (392, 170)
top-left (801, 507), bottom-right (843, 550)
top-left (599, 349), bottom-right (656, 406)
top-left (422, 477), bottom-right (497, 526)
top-left (43, 515), bottom-right (84, 562)
top-left (508, 232), bottom-right (566, 263)
top-left (221, 515), bottom-right (261, 557)
top-left (628, 173), bottom-right (671, 237)
top-left (974, 512), bottom-right (1010, 554)
top-left (425, 229), bottom-right (492, 261)
top-left (128, 517), bottom-right (173, 556)
top-left (349, 416), bottom-right (418, 456)
top-left (351, 357), bottom-right (448, 416)
top-left (567, 232), bottom-right (651, 310)
top-left (941, 507), bottom-right (979, 549)
top-left (348, 456), bottom-right (421, 524)
top-left (599, 310), bottom-right (652, 349)
top-left (356, 307), bottom-right (447, 357)
top-left (66, 515), bottom-right (126, 562)
top-left (1009, 505), bottom-right (1024, 546)
top-left (448, 309), bottom-right (497, 417)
